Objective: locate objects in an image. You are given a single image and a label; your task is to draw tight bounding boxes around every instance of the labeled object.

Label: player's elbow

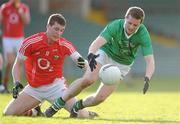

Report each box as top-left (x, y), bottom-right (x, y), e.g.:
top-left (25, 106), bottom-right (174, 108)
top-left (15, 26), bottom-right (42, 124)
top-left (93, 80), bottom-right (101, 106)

top-left (24, 16), bottom-right (31, 25)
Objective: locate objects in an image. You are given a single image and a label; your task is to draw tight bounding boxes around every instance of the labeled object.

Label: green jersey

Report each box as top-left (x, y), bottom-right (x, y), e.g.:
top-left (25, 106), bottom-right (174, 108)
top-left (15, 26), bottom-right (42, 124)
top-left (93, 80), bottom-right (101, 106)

top-left (100, 19), bottom-right (153, 65)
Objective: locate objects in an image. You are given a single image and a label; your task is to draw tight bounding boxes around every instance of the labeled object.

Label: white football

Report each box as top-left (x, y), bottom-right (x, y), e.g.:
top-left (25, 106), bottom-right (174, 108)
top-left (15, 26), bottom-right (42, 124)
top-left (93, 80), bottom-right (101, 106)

top-left (99, 64), bottom-right (123, 85)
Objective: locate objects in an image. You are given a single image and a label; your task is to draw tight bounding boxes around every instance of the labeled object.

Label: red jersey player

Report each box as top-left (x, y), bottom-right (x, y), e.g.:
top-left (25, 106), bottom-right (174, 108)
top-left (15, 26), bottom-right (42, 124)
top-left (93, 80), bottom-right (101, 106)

top-left (3, 14), bottom-right (97, 118)
top-left (0, 0), bottom-right (30, 92)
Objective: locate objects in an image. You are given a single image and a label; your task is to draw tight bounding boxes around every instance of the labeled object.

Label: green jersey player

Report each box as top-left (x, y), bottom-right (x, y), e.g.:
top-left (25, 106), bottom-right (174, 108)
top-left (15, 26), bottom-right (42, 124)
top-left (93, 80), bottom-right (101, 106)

top-left (100, 19), bottom-right (153, 65)
top-left (44, 6), bottom-right (155, 118)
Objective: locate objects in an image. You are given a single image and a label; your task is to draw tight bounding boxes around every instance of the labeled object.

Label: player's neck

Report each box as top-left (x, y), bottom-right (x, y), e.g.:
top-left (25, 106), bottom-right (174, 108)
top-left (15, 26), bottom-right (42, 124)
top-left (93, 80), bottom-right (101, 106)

top-left (47, 39), bottom-right (54, 45)
top-left (46, 32), bottom-right (55, 44)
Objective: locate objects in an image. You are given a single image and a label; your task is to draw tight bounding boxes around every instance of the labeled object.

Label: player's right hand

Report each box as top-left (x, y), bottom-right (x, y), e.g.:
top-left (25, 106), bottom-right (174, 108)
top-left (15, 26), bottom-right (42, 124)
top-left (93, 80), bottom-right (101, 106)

top-left (87, 53), bottom-right (99, 72)
top-left (12, 81), bottom-right (24, 99)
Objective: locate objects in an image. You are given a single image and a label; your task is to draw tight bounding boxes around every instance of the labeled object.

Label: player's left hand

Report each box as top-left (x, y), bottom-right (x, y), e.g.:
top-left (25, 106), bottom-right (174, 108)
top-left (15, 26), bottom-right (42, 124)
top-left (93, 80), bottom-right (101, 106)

top-left (77, 57), bottom-right (86, 69)
top-left (12, 81), bottom-right (24, 99)
top-left (143, 77), bottom-right (150, 94)
top-left (87, 53), bottom-right (99, 71)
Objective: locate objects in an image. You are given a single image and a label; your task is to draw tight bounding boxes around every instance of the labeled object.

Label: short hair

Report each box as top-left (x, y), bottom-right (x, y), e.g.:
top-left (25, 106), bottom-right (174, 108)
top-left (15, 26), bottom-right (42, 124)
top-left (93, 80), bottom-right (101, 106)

top-left (125, 7), bottom-right (145, 23)
top-left (47, 14), bottom-right (66, 26)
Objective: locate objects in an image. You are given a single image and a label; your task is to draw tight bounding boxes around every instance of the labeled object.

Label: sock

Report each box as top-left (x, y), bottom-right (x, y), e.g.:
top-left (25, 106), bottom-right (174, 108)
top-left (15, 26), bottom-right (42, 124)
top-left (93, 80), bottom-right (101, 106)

top-left (73, 99), bottom-right (85, 111)
top-left (53, 97), bottom-right (66, 110)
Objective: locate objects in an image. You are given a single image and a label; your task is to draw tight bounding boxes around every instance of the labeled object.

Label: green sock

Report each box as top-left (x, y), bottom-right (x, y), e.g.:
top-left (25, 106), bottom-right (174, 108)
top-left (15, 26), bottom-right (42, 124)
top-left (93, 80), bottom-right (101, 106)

top-left (73, 99), bottom-right (85, 111)
top-left (54, 97), bottom-right (66, 109)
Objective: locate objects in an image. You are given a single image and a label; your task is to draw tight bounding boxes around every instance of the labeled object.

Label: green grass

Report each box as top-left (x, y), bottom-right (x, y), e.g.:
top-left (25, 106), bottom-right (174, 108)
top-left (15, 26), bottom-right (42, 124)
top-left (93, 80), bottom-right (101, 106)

top-left (0, 78), bottom-right (180, 124)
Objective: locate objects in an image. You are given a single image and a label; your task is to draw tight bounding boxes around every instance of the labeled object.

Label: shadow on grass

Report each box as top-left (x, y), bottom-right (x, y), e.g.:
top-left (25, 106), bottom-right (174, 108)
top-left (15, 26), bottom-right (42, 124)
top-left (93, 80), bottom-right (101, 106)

top-left (51, 116), bottom-right (180, 124)
top-left (2, 115), bottom-right (179, 124)
top-left (94, 118), bottom-right (180, 124)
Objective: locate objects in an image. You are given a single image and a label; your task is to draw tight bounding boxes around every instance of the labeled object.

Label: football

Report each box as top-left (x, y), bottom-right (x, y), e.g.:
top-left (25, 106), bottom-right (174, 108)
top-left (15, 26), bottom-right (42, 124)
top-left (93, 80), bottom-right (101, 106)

top-left (99, 64), bottom-right (123, 85)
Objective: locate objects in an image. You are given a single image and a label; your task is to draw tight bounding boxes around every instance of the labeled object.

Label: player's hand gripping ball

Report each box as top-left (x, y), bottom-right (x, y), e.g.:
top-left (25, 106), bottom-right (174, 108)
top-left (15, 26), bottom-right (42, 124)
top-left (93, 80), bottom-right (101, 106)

top-left (99, 64), bottom-right (123, 85)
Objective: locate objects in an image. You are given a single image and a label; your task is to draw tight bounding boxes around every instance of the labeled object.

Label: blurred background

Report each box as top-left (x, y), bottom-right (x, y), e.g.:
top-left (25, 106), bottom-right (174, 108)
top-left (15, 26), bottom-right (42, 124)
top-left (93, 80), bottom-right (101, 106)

top-left (1, 0), bottom-right (180, 84)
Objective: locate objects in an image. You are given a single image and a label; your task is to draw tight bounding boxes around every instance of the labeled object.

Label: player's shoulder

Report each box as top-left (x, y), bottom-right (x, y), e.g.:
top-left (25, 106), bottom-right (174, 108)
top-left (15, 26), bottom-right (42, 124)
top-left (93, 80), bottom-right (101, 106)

top-left (138, 24), bottom-right (149, 35)
top-left (27, 32), bottom-right (44, 39)
top-left (58, 37), bottom-right (76, 50)
top-left (0, 2), bottom-right (9, 10)
top-left (23, 32), bottom-right (44, 45)
top-left (58, 37), bottom-right (73, 46)
top-left (107, 19), bottom-right (124, 30)
top-left (110, 19), bottom-right (124, 25)
top-left (20, 2), bottom-right (29, 9)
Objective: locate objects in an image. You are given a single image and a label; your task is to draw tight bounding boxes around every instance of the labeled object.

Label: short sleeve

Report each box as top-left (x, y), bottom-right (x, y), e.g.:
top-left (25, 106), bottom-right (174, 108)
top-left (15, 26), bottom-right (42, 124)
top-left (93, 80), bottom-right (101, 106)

top-left (0, 3), bottom-right (6, 15)
top-left (18, 38), bottom-right (32, 58)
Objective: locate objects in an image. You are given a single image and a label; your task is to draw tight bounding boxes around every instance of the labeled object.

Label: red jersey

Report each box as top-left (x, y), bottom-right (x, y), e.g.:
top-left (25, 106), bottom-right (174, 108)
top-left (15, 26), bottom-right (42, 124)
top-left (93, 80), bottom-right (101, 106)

top-left (19, 32), bottom-right (76, 87)
top-left (0, 1), bottom-right (29, 37)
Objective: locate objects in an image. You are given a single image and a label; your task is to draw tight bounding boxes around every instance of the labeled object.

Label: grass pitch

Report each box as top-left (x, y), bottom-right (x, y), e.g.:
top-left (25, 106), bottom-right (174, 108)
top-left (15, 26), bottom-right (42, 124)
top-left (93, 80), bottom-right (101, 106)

top-left (0, 77), bottom-right (179, 124)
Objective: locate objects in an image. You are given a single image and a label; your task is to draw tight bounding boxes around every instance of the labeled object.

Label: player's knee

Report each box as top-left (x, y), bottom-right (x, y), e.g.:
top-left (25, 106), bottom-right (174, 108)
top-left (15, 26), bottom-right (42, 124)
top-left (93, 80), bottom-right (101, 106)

top-left (3, 108), bottom-right (19, 116)
top-left (3, 109), bottom-right (13, 116)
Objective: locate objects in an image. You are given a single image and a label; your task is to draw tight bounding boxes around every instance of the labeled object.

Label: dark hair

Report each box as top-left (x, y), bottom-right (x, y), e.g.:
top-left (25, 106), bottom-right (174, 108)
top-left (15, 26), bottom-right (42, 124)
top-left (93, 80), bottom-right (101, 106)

top-left (125, 7), bottom-right (145, 23)
top-left (47, 14), bottom-right (66, 26)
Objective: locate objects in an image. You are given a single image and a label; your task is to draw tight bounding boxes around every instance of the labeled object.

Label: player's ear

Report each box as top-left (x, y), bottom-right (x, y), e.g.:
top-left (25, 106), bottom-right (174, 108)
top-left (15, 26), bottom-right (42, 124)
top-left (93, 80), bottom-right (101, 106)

top-left (46, 24), bottom-right (49, 29)
top-left (46, 24), bottom-right (51, 30)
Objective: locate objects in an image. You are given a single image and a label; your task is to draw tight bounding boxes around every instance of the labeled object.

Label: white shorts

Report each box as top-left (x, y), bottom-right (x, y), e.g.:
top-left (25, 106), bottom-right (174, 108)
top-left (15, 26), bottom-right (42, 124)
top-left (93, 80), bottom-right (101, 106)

top-left (2, 37), bottom-right (24, 57)
top-left (95, 49), bottom-right (133, 77)
top-left (23, 77), bottom-right (68, 104)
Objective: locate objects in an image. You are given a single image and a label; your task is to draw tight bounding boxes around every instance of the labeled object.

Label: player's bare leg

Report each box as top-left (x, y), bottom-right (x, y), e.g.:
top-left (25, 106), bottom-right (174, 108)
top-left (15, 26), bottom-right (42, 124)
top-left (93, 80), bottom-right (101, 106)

top-left (83, 83), bottom-right (118, 106)
top-left (44, 63), bottom-right (102, 117)
top-left (63, 64), bottom-right (101, 101)
top-left (70, 83), bottom-right (118, 117)
top-left (3, 52), bottom-right (16, 91)
top-left (3, 64), bottom-right (11, 89)
top-left (3, 91), bottom-right (41, 116)
top-left (64, 97), bottom-right (98, 118)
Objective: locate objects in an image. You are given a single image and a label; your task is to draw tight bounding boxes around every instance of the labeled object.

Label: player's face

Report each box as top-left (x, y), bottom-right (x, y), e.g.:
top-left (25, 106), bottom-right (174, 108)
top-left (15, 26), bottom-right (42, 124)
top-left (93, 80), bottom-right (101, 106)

top-left (124, 15), bottom-right (141, 35)
top-left (47, 22), bottom-right (65, 42)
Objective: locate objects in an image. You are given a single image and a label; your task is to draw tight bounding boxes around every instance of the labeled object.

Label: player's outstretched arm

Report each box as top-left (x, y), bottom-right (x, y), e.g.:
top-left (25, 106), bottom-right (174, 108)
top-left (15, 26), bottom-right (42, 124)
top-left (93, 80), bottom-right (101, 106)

top-left (143, 76), bottom-right (150, 94)
top-left (88, 36), bottom-right (107, 71)
top-left (12, 57), bottom-right (24, 98)
top-left (143, 55), bottom-right (155, 94)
